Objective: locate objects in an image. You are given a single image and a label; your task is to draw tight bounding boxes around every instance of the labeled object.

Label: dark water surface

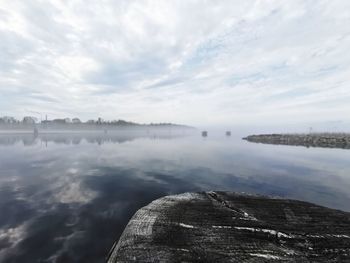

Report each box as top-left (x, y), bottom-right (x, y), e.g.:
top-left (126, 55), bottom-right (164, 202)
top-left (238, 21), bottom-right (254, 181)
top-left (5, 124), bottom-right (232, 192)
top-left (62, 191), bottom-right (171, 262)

top-left (0, 132), bottom-right (350, 262)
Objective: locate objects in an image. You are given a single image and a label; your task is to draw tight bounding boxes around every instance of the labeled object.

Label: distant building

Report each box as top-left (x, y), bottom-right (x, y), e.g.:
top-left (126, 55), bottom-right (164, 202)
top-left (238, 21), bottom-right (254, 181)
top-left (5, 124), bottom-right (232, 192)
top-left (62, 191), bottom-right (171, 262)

top-left (72, 118), bottom-right (82, 124)
top-left (2, 116), bottom-right (16, 124)
top-left (64, 118), bottom-right (71, 123)
top-left (22, 116), bottom-right (37, 124)
top-left (41, 120), bottom-right (52, 124)
top-left (52, 119), bottom-right (66, 124)
top-left (87, 119), bottom-right (95, 124)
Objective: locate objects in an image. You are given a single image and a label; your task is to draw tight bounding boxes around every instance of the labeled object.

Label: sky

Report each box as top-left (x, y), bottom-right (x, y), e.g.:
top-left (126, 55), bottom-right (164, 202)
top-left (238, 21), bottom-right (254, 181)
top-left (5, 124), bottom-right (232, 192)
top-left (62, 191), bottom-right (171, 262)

top-left (0, 0), bottom-right (350, 128)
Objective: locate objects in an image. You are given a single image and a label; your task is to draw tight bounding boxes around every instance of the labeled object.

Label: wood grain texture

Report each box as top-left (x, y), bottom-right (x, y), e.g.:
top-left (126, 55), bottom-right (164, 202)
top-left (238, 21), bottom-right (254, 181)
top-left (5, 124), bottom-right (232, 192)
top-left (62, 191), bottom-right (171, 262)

top-left (108, 192), bottom-right (350, 262)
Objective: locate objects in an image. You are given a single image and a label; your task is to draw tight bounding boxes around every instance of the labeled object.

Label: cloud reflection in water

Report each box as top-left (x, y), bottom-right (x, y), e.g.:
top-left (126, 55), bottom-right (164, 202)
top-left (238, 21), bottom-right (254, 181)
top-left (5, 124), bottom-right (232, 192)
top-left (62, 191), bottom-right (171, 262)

top-left (0, 133), bottom-right (350, 262)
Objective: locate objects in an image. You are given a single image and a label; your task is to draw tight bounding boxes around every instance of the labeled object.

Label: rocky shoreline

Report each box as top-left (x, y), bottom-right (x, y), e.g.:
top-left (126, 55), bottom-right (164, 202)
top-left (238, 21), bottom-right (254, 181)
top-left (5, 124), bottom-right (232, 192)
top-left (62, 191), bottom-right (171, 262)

top-left (243, 133), bottom-right (350, 149)
top-left (107, 191), bottom-right (350, 262)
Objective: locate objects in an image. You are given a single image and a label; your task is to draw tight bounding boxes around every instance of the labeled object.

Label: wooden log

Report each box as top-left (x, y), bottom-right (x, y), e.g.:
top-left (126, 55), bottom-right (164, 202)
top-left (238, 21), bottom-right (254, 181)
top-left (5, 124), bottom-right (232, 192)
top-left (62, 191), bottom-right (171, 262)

top-left (107, 192), bottom-right (350, 262)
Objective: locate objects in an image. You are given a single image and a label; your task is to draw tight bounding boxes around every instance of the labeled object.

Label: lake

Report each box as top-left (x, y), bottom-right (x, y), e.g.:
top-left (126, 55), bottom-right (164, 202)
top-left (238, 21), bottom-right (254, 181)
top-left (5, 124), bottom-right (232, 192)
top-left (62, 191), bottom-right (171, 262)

top-left (0, 131), bottom-right (350, 262)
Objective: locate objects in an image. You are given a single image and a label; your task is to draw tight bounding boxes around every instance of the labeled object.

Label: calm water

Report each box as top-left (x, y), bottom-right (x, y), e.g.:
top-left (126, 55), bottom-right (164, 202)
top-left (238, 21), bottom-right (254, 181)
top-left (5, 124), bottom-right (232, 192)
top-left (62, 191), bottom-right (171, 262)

top-left (0, 132), bottom-right (350, 262)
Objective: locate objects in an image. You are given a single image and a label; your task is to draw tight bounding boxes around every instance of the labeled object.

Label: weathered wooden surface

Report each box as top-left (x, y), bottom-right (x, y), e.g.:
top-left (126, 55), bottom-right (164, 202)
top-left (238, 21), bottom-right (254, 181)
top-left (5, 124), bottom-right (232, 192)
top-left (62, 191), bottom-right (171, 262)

top-left (243, 133), bottom-right (350, 149)
top-left (108, 192), bottom-right (350, 262)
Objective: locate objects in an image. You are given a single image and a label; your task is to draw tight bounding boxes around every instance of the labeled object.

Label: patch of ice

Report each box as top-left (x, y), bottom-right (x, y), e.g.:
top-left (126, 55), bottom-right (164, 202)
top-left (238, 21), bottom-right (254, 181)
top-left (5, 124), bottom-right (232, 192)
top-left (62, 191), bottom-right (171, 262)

top-left (179, 223), bottom-right (194, 229)
top-left (239, 217), bottom-right (257, 221)
top-left (331, 234), bottom-right (350, 238)
top-left (234, 227), bottom-right (294, 238)
top-left (241, 211), bottom-right (257, 221)
top-left (177, 248), bottom-right (190, 252)
top-left (250, 253), bottom-right (280, 259)
top-left (212, 225), bottom-right (232, 229)
top-left (172, 192), bottom-right (201, 201)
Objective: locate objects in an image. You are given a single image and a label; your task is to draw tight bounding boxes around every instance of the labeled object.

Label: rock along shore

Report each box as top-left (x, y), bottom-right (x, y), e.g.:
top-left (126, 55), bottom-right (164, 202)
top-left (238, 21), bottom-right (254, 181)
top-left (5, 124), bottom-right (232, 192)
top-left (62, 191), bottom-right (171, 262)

top-left (107, 191), bottom-right (350, 262)
top-left (243, 133), bottom-right (350, 149)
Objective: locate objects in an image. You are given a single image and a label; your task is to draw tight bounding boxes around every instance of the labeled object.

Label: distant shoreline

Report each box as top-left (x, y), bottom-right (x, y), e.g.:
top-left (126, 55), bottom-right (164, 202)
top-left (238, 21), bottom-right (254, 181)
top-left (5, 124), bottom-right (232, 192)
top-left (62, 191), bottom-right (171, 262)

top-left (0, 123), bottom-right (195, 134)
top-left (243, 133), bottom-right (350, 149)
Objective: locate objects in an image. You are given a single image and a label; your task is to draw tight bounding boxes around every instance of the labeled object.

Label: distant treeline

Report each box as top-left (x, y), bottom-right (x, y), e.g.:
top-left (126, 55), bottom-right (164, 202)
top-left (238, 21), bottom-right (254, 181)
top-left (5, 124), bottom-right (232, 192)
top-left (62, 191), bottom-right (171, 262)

top-left (0, 116), bottom-right (193, 130)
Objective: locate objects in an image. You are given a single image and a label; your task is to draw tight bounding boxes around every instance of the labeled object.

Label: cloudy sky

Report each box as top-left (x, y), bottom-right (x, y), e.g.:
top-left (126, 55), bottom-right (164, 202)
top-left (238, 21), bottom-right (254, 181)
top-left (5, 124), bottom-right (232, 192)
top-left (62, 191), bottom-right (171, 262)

top-left (0, 0), bottom-right (350, 126)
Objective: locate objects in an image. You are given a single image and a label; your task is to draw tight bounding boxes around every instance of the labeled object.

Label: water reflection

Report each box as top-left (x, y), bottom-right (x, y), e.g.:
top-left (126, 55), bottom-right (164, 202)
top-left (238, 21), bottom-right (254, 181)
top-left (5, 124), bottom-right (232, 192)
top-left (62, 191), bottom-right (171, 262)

top-left (0, 133), bottom-right (350, 262)
top-left (0, 132), bottom-right (185, 147)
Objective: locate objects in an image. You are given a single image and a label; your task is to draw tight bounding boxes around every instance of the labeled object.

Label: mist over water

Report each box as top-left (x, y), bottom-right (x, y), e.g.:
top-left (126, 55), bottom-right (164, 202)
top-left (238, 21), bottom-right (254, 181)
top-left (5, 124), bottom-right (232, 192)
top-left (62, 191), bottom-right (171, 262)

top-left (0, 131), bottom-right (350, 262)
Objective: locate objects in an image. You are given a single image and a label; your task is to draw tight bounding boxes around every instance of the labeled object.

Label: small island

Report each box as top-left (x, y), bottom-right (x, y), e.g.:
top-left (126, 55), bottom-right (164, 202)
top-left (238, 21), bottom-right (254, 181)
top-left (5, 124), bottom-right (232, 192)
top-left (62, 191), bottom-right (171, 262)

top-left (243, 133), bottom-right (350, 149)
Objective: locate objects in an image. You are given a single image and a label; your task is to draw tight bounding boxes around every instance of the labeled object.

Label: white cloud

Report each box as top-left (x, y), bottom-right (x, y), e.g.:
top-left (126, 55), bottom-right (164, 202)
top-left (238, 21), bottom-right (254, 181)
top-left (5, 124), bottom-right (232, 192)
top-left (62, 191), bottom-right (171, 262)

top-left (0, 0), bottom-right (350, 126)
